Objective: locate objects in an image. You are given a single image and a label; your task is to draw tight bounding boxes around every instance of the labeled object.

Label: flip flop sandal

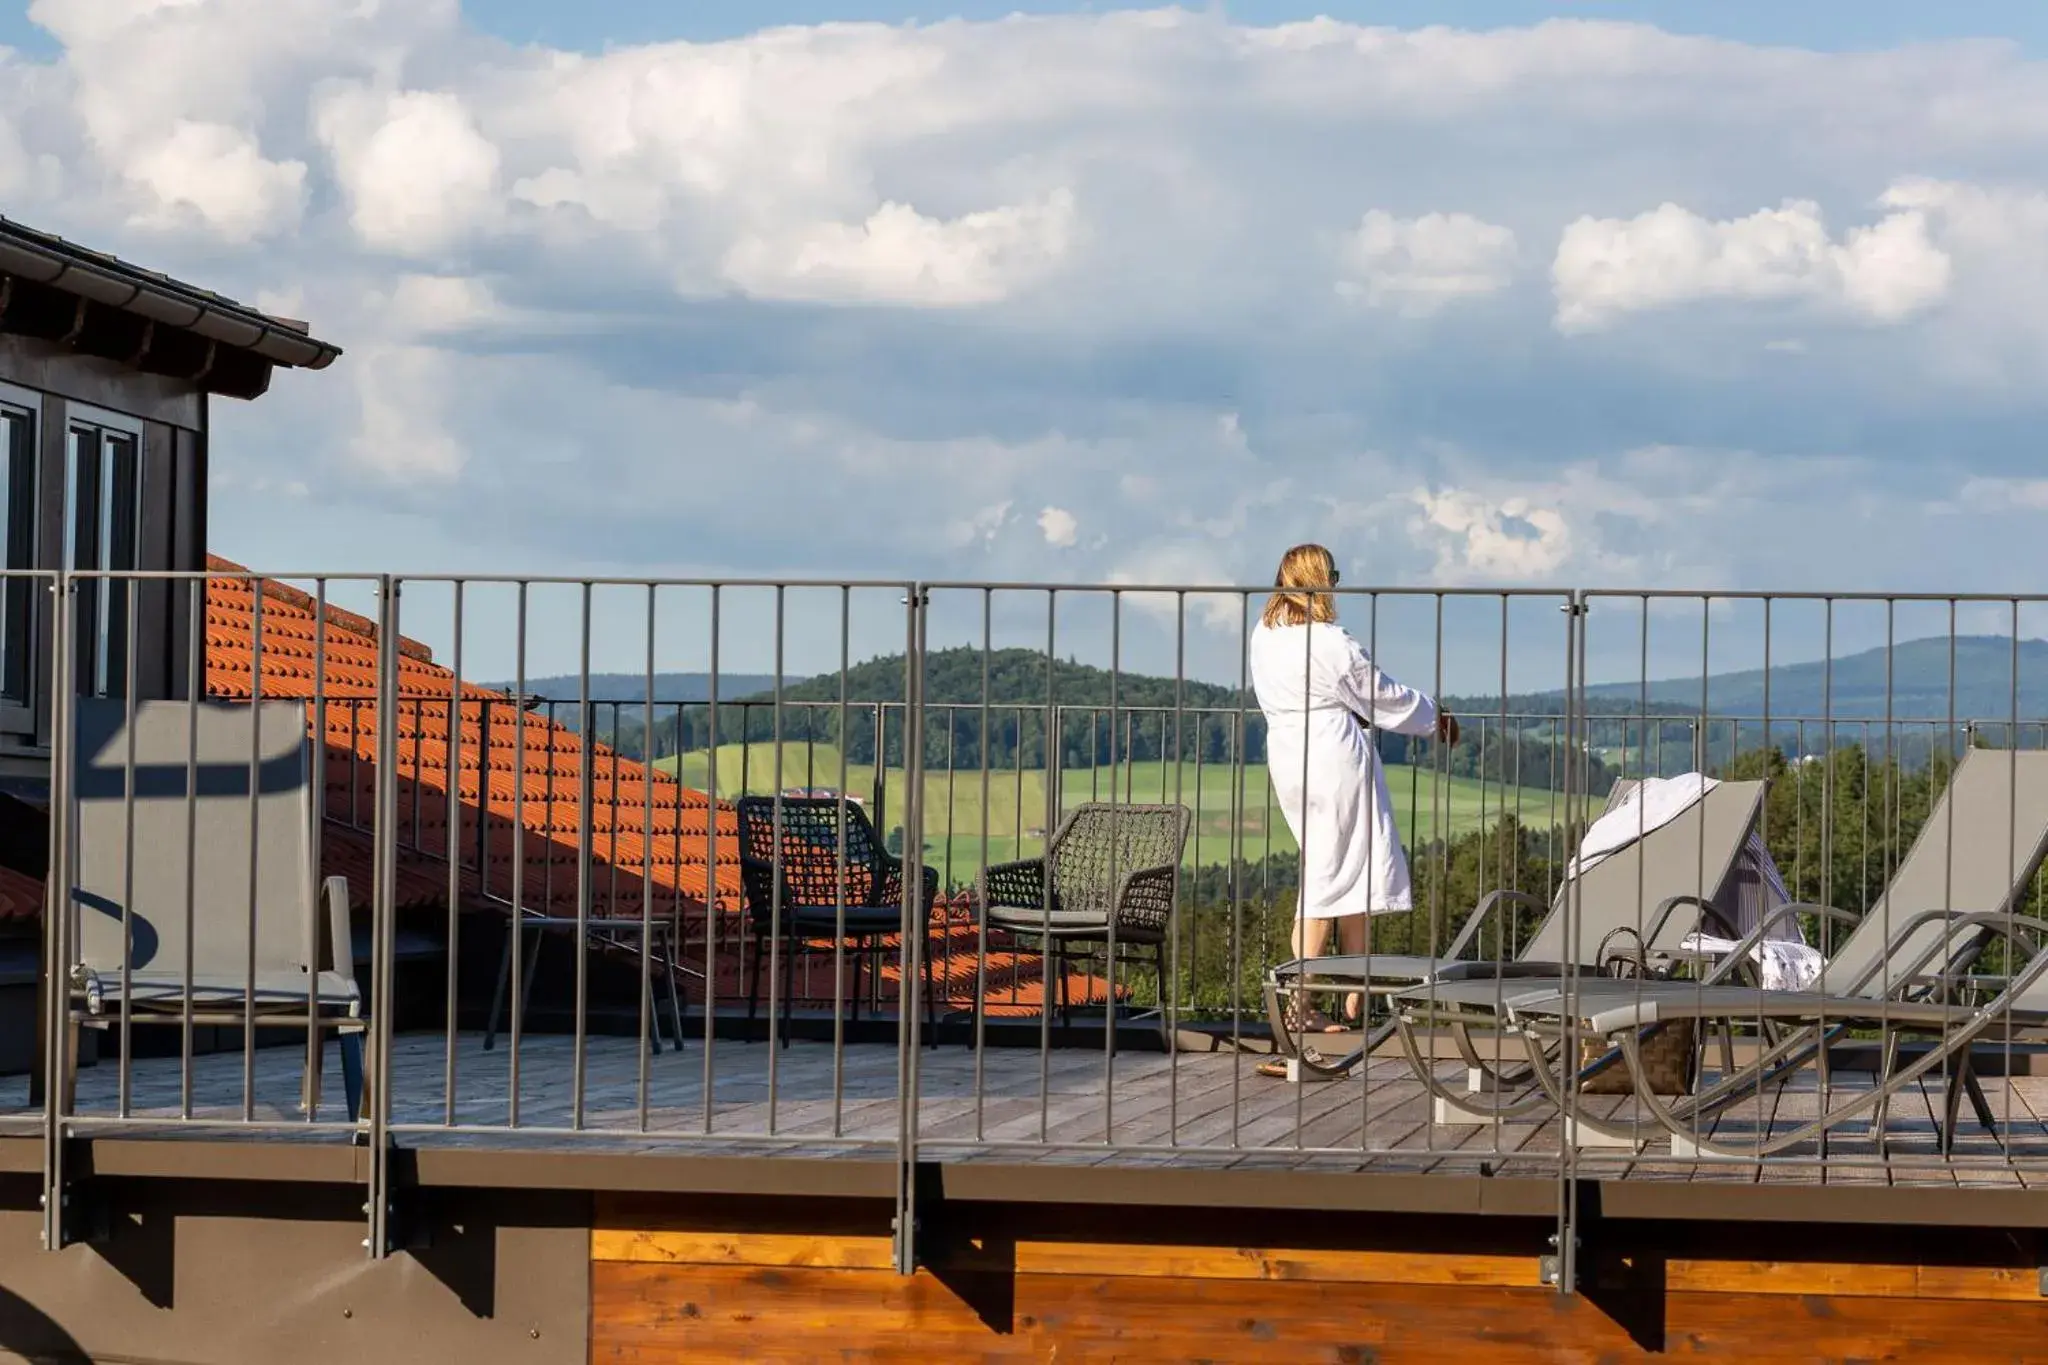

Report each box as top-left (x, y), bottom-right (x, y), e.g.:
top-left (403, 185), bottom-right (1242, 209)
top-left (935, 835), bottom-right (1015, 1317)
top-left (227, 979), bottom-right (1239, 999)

top-left (1258, 1043), bottom-right (1336, 1078)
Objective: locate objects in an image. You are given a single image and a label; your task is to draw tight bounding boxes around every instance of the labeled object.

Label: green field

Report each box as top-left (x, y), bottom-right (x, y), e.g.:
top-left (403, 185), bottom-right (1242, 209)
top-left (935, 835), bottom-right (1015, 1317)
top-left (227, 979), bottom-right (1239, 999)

top-left (659, 743), bottom-right (1561, 885)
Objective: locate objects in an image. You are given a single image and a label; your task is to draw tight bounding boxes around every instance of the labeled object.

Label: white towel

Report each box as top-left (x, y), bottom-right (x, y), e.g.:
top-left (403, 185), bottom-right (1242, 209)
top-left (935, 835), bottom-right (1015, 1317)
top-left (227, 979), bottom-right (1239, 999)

top-left (1677, 933), bottom-right (1827, 991)
top-left (1568, 772), bottom-right (1719, 880)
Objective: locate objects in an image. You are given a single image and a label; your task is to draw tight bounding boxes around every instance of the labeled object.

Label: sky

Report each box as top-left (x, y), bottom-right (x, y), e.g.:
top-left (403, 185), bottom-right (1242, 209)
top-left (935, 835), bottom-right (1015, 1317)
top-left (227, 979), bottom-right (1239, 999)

top-left (5, 1), bottom-right (2048, 688)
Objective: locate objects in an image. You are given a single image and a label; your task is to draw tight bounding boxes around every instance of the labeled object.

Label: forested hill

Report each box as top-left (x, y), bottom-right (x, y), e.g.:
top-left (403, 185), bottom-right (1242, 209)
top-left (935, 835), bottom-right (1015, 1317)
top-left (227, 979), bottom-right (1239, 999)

top-left (673, 647), bottom-right (1588, 791)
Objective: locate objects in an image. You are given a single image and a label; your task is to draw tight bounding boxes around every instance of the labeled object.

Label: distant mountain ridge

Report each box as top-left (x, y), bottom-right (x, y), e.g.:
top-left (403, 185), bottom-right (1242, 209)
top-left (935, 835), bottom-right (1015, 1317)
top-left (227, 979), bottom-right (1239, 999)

top-left (1580, 636), bottom-right (2048, 721)
top-left (484, 672), bottom-right (782, 704)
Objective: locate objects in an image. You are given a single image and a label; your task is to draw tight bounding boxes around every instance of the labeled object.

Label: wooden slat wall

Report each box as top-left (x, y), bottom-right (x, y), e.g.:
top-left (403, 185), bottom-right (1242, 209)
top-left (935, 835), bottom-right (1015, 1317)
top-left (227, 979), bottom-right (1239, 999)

top-left (590, 1195), bottom-right (2048, 1364)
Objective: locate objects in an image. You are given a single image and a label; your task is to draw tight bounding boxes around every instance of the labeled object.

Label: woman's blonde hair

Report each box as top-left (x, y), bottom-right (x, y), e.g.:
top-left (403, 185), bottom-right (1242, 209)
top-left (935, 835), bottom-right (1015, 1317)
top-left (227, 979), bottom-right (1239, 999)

top-left (1261, 543), bottom-right (1339, 628)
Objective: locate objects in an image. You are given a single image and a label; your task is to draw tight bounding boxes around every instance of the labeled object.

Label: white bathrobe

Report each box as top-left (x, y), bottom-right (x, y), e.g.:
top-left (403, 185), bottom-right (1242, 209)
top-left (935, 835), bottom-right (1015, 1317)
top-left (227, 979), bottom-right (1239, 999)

top-left (1249, 621), bottom-right (1439, 918)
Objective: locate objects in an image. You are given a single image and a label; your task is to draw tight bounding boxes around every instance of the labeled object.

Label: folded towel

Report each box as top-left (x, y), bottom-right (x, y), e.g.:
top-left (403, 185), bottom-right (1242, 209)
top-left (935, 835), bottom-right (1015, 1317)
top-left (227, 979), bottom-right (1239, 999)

top-left (1568, 772), bottom-right (1719, 880)
top-left (1677, 933), bottom-right (1826, 992)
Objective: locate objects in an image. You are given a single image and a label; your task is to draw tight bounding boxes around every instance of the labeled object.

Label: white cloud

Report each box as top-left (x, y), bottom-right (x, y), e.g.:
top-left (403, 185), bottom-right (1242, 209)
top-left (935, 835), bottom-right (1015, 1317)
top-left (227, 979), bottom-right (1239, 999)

top-left (1412, 488), bottom-right (1575, 582)
top-left (382, 275), bottom-right (509, 335)
top-left (346, 345), bottom-right (467, 482)
top-left (947, 500), bottom-right (1014, 549)
top-left (1038, 506), bottom-right (1079, 548)
top-left (1957, 477), bottom-right (2048, 513)
top-left (721, 189), bottom-right (1079, 306)
top-left (1336, 210), bottom-right (1518, 314)
top-left (315, 88), bottom-right (501, 255)
top-left (1552, 194), bottom-right (1952, 332)
top-left (123, 119), bottom-right (305, 240)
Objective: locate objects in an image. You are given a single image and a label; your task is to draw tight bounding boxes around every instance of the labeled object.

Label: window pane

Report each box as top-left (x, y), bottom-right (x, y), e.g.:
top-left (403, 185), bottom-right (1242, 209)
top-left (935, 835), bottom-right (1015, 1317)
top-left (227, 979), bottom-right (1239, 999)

top-left (67, 422), bottom-right (142, 700)
top-left (0, 408), bottom-right (31, 705)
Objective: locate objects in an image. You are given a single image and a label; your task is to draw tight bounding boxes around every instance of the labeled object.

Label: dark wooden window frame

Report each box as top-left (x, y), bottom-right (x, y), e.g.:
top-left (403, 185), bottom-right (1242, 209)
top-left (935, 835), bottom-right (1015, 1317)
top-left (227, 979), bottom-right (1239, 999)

top-left (62, 402), bottom-right (145, 702)
top-left (0, 380), bottom-right (38, 735)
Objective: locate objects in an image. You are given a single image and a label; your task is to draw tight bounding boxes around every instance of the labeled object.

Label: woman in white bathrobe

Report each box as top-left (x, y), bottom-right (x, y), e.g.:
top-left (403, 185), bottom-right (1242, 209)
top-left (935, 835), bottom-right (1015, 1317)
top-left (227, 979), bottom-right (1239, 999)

top-left (1249, 544), bottom-right (1457, 1033)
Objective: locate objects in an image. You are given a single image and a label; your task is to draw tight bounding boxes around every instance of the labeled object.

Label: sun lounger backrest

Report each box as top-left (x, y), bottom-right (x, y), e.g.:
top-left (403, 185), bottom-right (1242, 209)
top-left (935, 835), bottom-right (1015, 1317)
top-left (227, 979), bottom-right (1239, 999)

top-left (1823, 748), bottom-right (2048, 995)
top-left (1520, 779), bottom-right (1766, 967)
top-left (69, 698), bottom-right (315, 985)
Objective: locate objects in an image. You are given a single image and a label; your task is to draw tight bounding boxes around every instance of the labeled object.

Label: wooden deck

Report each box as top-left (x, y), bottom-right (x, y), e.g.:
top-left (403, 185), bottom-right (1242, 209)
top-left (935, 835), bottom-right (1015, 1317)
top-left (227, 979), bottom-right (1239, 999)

top-left (21, 1030), bottom-right (2048, 1188)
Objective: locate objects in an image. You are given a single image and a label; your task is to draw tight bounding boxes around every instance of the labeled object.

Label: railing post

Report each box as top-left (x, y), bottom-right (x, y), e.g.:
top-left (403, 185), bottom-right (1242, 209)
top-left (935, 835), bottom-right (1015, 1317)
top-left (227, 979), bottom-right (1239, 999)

top-left (365, 575), bottom-right (400, 1258)
top-left (1550, 589), bottom-right (1587, 1297)
top-left (39, 571), bottom-right (71, 1252)
top-left (893, 584), bottom-right (928, 1276)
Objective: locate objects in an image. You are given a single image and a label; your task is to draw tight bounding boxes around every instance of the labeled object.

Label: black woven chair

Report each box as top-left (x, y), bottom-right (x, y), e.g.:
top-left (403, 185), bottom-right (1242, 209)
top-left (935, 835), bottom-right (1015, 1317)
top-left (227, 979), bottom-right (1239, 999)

top-left (734, 796), bottom-right (940, 1045)
top-left (973, 802), bottom-right (1190, 1048)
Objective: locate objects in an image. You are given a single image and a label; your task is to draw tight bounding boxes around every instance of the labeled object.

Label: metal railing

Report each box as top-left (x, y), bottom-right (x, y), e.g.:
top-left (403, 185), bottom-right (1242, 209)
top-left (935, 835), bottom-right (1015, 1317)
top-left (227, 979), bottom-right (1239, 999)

top-left (19, 569), bottom-right (2048, 1289)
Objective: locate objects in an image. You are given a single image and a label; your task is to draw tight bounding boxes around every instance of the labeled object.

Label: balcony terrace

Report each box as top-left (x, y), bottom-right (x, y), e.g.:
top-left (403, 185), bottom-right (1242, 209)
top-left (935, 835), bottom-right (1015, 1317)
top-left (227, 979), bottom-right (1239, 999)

top-left (5, 567), bottom-right (2048, 1361)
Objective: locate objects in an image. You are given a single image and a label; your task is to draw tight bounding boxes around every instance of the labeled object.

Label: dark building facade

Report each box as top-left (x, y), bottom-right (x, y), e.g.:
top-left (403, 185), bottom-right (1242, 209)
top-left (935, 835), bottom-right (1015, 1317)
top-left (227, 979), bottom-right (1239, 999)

top-left (0, 217), bottom-right (340, 792)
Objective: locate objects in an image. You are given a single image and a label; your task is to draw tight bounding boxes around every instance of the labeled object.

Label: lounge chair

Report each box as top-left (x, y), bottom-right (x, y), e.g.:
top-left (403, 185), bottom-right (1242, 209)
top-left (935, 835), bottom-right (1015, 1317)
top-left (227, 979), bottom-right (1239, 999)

top-left (62, 698), bottom-right (366, 1121)
top-left (1427, 747), bottom-right (2048, 1150)
top-left (1262, 777), bottom-right (1766, 1078)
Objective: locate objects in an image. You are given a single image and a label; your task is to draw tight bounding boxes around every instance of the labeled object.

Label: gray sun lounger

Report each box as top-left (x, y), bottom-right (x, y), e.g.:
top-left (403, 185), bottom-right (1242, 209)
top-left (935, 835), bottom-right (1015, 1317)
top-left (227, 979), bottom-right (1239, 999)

top-left (1429, 748), bottom-right (2048, 1150)
top-left (1264, 777), bottom-right (1767, 1076)
top-left (61, 698), bottom-right (366, 1120)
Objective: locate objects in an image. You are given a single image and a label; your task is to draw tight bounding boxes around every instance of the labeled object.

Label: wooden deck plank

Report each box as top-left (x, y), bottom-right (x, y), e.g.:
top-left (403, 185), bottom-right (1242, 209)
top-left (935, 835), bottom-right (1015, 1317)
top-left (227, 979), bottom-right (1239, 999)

top-left (27, 1031), bottom-right (2048, 1185)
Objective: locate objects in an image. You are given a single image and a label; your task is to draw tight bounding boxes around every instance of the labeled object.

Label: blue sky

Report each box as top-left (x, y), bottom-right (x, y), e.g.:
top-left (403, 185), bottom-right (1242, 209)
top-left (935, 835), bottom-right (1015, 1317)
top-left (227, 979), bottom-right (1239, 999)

top-left (7, 0), bottom-right (2048, 686)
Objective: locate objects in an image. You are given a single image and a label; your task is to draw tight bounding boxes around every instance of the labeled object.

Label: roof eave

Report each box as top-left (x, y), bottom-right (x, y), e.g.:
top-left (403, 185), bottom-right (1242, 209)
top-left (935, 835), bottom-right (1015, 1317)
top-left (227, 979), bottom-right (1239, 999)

top-left (0, 219), bottom-right (343, 375)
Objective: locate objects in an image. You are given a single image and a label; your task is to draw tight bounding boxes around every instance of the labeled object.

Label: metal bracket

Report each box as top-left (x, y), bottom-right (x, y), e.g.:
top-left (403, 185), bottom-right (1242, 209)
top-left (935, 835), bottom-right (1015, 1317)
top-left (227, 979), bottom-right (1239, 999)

top-left (365, 1174), bottom-right (426, 1257)
top-left (2036, 1265), bottom-right (2048, 1297)
top-left (42, 1162), bottom-right (108, 1251)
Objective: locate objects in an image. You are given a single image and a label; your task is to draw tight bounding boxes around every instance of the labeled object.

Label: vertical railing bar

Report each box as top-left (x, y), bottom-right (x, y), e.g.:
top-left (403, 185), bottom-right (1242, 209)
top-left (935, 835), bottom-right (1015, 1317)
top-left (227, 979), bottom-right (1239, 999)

top-left (41, 572), bottom-right (72, 1252)
top-left (571, 585), bottom-right (593, 1131)
top-left (1038, 593), bottom-right (1056, 1141)
top-left (308, 577), bottom-right (331, 1125)
top-left (238, 583), bottom-right (264, 1122)
top-left (767, 589), bottom-right (786, 1130)
top-left (116, 581), bottom-right (138, 1119)
top-left (176, 581), bottom-right (199, 1120)
top-left (638, 586), bottom-right (657, 1133)
top-left (1229, 593), bottom-right (1249, 1144)
top-left (443, 582), bottom-right (463, 1127)
top-left (1556, 588), bottom-right (1585, 1295)
top-left (973, 592), bottom-right (992, 1138)
top-left (1191, 704), bottom-right (1207, 1038)
top-left (892, 583), bottom-right (926, 1276)
top-left (366, 575), bottom-right (400, 1258)
top-left (831, 590), bottom-right (851, 1136)
top-left (1168, 593), bottom-right (1186, 1144)
top-left (1103, 590), bottom-right (1122, 1145)
top-left (701, 589), bottom-right (720, 1133)
top-left (508, 582), bottom-right (528, 1128)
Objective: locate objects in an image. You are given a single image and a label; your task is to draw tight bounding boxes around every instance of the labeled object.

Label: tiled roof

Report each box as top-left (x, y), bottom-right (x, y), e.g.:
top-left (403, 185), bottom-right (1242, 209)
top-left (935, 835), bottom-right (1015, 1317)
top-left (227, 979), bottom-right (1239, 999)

top-left (203, 560), bottom-right (739, 922)
top-left (201, 561), bottom-right (1093, 1014)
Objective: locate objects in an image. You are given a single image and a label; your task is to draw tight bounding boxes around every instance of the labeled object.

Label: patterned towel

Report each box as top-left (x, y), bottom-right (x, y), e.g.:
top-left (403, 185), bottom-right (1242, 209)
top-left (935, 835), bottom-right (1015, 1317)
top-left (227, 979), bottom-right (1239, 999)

top-left (1678, 933), bottom-right (1827, 991)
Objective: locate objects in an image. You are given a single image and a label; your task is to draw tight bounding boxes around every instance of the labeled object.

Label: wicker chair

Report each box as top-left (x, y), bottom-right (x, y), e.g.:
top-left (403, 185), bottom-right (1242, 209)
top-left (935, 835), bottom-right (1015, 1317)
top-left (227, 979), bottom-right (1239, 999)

top-left (973, 802), bottom-right (1191, 1047)
top-left (734, 796), bottom-right (939, 1045)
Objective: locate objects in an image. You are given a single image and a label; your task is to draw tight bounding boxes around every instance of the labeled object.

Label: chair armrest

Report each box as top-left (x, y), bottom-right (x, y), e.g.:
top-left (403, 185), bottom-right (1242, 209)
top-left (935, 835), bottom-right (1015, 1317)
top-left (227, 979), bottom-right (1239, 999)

top-left (877, 859), bottom-right (940, 913)
top-left (1111, 863), bottom-right (1179, 936)
top-left (1643, 893), bottom-right (1744, 948)
top-left (977, 858), bottom-right (1048, 911)
top-left (1447, 889), bottom-right (1548, 961)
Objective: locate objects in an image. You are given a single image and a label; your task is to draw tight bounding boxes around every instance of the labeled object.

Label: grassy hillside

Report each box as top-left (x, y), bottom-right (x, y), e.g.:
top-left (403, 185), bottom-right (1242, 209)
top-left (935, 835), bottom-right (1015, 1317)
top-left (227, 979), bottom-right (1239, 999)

top-left (658, 743), bottom-right (1557, 884)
